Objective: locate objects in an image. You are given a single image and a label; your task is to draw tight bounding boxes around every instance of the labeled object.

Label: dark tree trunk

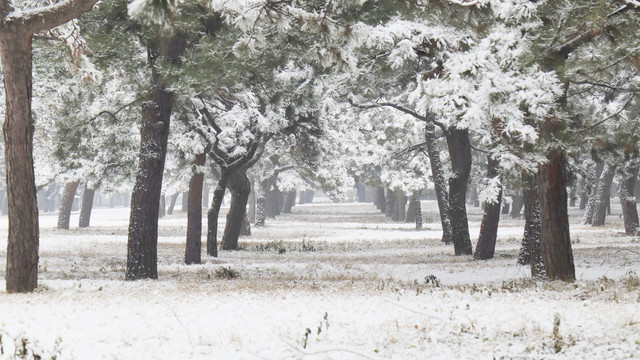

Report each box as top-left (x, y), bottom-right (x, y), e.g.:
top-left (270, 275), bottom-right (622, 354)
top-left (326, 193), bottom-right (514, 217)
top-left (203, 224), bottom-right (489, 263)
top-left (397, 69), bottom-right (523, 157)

top-left (620, 163), bottom-right (639, 235)
top-left (591, 163), bottom-right (616, 227)
top-left (221, 169), bottom-right (250, 250)
top-left (446, 128), bottom-right (473, 255)
top-left (181, 191), bottom-right (189, 212)
top-left (518, 174), bottom-right (545, 279)
top-left (159, 194), bottom-right (165, 218)
top-left (255, 196), bottom-right (266, 227)
top-left (510, 194), bottom-right (524, 218)
top-left (1, 28), bottom-right (39, 293)
top-left (167, 193), bottom-right (179, 215)
top-left (185, 153), bottom-right (205, 265)
top-left (78, 185), bottom-right (96, 228)
top-left (0, 0), bottom-right (98, 293)
top-left (425, 122), bottom-right (452, 244)
top-left (415, 200), bottom-right (423, 229)
top-left (537, 150), bottom-right (575, 282)
top-left (266, 187), bottom-right (283, 218)
top-left (374, 186), bottom-right (386, 213)
top-left (126, 33), bottom-right (186, 281)
top-left (283, 190), bottom-right (296, 213)
top-left (582, 161), bottom-right (605, 224)
top-left (57, 181), bottom-right (79, 230)
top-left (474, 156), bottom-right (502, 260)
top-left (207, 175), bottom-right (227, 257)
top-left (240, 213), bottom-right (251, 236)
top-left (392, 191), bottom-right (407, 221)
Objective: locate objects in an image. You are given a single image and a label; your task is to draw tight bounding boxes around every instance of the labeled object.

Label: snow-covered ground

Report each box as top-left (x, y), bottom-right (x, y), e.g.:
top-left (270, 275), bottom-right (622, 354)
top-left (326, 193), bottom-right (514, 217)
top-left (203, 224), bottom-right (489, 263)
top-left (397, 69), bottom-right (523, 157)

top-left (0, 201), bottom-right (639, 359)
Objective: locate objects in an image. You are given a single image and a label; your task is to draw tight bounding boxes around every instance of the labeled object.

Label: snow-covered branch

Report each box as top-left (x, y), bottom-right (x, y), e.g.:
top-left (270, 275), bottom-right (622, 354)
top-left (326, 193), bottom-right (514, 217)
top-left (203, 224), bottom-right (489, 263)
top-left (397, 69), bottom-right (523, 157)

top-left (16, 0), bottom-right (98, 35)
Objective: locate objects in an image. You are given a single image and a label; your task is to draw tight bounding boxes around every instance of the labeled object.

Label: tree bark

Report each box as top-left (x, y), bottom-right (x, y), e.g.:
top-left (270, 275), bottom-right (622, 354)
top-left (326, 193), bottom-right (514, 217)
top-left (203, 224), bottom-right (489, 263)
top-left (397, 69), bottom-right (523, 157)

top-left (537, 149), bottom-right (575, 282)
top-left (425, 122), bottom-right (453, 244)
top-left (185, 153), bottom-right (205, 265)
top-left (126, 33), bottom-right (186, 281)
top-left (57, 181), bottom-right (79, 230)
top-left (620, 163), bottom-right (639, 235)
top-left (518, 174), bottom-right (545, 279)
top-left (473, 156), bottom-right (502, 260)
top-left (240, 212), bottom-right (251, 236)
top-left (78, 185), bottom-right (96, 228)
top-left (159, 193), bottom-right (165, 218)
top-left (207, 175), bottom-right (227, 257)
top-left (446, 128), bottom-right (473, 255)
top-left (591, 163), bottom-right (616, 227)
top-left (405, 193), bottom-right (419, 223)
top-left (221, 169), bottom-right (250, 250)
top-left (167, 193), bottom-right (179, 215)
top-left (248, 176), bottom-right (256, 222)
top-left (581, 160), bottom-right (604, 224)
top-left (0, 0), bottom-right (98, 293)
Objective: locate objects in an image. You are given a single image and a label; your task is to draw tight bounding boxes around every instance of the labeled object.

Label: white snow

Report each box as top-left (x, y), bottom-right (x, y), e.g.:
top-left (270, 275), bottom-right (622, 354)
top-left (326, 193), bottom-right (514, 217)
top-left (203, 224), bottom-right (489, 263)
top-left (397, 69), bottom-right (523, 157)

top-left (0, 201), bottom-right (638, 359)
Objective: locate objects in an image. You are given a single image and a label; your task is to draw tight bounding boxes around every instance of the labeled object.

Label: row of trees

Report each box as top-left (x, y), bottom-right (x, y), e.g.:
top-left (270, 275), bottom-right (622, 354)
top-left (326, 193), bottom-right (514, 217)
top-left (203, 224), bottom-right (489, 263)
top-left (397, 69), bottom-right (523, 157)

top-left (1, 0), bottom-right (639, 292)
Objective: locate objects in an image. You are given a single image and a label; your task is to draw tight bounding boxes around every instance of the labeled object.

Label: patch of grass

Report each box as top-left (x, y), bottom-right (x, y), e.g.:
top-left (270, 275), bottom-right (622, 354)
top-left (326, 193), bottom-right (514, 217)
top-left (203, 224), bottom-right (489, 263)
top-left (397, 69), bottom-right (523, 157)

top-left (301, 239), bottom-right (316, 252)
top-left (255, 240), bottom-right (287, 254)
top-left (623, 270), bottom-right (640, 290)
top-left (215, 266), bottom-right (240, 279)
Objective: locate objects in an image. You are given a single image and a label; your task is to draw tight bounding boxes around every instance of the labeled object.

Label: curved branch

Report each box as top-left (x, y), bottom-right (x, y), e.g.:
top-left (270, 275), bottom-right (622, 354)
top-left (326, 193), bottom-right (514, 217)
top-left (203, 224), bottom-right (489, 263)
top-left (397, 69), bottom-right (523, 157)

top-left (349, 98), bottom-right (449, 134)
top-left (21, 0), bottom-right (98, 35)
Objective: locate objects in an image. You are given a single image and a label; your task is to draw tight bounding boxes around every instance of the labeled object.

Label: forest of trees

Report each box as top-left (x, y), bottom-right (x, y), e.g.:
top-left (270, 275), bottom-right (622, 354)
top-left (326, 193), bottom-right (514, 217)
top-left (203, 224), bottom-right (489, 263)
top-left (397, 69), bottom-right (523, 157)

top-left (0, 0), bottom-right (639, 293)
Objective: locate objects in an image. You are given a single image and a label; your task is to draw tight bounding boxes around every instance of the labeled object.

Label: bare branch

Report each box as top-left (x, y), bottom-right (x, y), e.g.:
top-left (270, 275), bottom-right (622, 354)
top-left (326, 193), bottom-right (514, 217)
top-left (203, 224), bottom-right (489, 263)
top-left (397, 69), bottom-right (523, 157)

top-left (573, 95), bottom-right (635, 133)
top-left (348, 98), bottom-right (449, 134)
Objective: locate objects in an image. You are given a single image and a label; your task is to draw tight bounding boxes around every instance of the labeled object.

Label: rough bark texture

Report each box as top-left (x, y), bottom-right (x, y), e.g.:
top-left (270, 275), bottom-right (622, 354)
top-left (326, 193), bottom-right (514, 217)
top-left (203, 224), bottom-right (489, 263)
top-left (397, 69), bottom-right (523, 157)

top-left (221, 169), bottom-right (251, 250)
top-left (518, 175), bottom-right (545, 279)
top-left (537, 150), bottom-right (575, 282)
top-left (255, 183), bottom-right (266, 227)
top-left (207, 175), bottom-right (227, 257)
top-left (78, 186), bottom-right (96, 228)
top-left (473, 156), bottom-right (502, 260)
top-left (126, 33), bottom-right (186, 281)
top-left (57, 181), bottom-right (79, 230)
top-left (620, 164), bottom-right (639, 235)
top-left (425, 122), bottom-right (453, 244)
top-left (591, 163), bottom-right (616, 227)
top-left (446, 129), bottom-right (473, 255)
top-left (185, 153), bottom-right (205, 265)
top-left (0, 0), bottom-right (98, 293)
top-left (581, 161), bottom-right (604, 224)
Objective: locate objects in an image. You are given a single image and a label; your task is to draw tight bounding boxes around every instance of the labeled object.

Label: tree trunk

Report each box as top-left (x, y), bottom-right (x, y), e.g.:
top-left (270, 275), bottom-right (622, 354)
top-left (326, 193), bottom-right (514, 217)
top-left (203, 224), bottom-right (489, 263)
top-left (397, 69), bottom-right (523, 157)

top-left (578, 176), bottom-right (588, 210)
top-left (415, 200), bottom-right (423, 229)
top-left (240, 213), bottom-right (251, 236)
top-left (283, 190), bottom-right (296, 213)
top-left (510, 194), bottom-right (524, 218)
top-left (255, 182), bottom-right (266, 227)
top-left (537, 149), bottom-right (575, 282)
top-left (474, 156), bottom-right (502, 260)
top-left (78, 185), bottom-right (96, 228)
top-left (126, 33), bottom-right (186, 281)
top-left (57, 181), bottom-right (79, 230)
top-left (185, 153), bottom-right (205, 265)
top-left (221, 169), bottom-right (250, 250)
top-left (207, 175), bottom-right (227, 257)
top-left (392, 191), bottom-right (407, 221)
top-left (405, 193), bottom-right (419, 223)
top-left (181, 191), bottom-right (189, 212)
top-left (202, 185), bottom-right (209, 208)
top-left (581, 160), bottom-right (605, 224)
top-left (374, 186), bottom-right (386, 213)
top-left (501, 203), bottom-right (510, 215)
top-left (159, 193), bottom-right (165, 218)
top-left (620, 163), bottom-right (639, 235)
top-left (1, 31), bottom-right (39, 293)
top-left (591, 163), bottom-right (617, 227)
top-left (518, 174), bottom-right (545, 279)
top-left (446, 128), bottom-right (473, 255)
top-left (248, 176), bottom-right (256, 222)
top-left (425, 122), bottom-right (453, 244)
top-left (385, 188), bottom-right (394, 218)
top-left (0, 0), bottom-right (98, 293)
top-left (167, 193), bottom-right (178, 215)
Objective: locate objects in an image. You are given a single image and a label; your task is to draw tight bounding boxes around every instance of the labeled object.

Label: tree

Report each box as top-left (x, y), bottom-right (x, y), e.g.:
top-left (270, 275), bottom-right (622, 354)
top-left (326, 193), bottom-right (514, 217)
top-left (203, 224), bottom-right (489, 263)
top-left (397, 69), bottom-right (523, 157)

top-left (0, 0), bottom-right (98, 293)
